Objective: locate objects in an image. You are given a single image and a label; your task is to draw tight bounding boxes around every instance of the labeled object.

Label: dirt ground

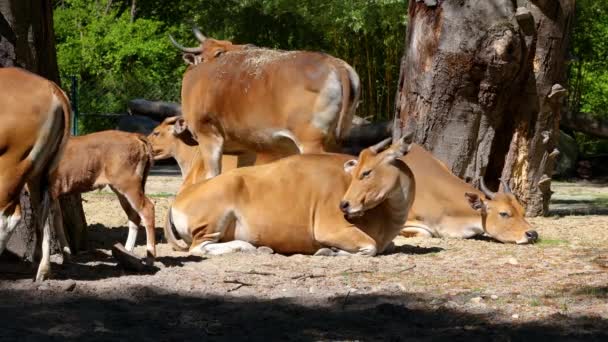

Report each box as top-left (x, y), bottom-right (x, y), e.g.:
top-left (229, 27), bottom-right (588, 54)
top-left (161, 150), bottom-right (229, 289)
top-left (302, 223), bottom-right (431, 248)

top-left (1, 176), bottom-right (607, 341)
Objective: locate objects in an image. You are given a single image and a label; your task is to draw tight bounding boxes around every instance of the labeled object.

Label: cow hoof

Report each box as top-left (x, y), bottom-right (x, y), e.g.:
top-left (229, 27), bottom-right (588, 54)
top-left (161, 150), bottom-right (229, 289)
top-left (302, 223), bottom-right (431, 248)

top-left (145, 256), bottom-right (154, 266)
top-left (357, 245), bottom-right (377, 256)
top-left (313, 248), bottom-right (335, 257)
top-left (257, 246), bottom-right (274, 254)
top-left (35, 268), bottom-right (50, 282)
top-left (382, 242), bottom-right (396, 255)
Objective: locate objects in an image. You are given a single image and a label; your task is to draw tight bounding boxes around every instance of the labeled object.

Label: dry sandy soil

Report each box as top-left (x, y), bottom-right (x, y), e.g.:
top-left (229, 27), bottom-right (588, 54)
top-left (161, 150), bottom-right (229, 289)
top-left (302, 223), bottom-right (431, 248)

top-left (1, 176), bottom-right (607, 341)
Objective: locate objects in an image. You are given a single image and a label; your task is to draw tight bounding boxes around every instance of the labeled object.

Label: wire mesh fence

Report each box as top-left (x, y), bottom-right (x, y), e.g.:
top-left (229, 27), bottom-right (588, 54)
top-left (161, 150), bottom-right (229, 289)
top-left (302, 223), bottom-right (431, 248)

top-left (68, 74), bottom-right (181, 136)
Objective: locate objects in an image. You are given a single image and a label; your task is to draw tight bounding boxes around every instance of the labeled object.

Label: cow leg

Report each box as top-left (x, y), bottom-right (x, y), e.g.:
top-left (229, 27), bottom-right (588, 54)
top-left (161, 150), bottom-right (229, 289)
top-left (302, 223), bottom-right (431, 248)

top-left (51, 199), bottom-right (72, 260)
top-left (0, 202), bottom-right (22, 255)
top-left (111, 188), bottom-right (141, 252)
top-left (188, 208), bottom-right (257, 256)
top-left (29, 184), bottom-right (53, 282)
top-left (314, 223), bottom-right (377, 256)
top-left (196, 131), bottom-right (224, 179)
top-left (195, 240), bottom-right (257, 256)
top-left (113, 186), bottom-right (156, 264)
top-left (400, 227), bottom-right (434, 238)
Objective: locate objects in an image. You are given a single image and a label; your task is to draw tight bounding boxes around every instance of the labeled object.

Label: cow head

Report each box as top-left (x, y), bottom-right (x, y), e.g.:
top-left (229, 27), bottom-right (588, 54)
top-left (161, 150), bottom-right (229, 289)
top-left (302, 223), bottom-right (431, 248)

top-left (465, 178), bottom-right (538, 244)
top-left (169, 27), bottom-right (255, 66)
top-left (340, 134), bottom-right (413, 219)
top-left (147, 116), bottom-right (196, 160)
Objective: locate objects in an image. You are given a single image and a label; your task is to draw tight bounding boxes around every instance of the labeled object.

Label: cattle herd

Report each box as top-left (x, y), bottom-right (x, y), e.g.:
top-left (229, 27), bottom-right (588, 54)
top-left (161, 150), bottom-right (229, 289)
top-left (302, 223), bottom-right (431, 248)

top-left (0, 28), bottom-right (538, 282)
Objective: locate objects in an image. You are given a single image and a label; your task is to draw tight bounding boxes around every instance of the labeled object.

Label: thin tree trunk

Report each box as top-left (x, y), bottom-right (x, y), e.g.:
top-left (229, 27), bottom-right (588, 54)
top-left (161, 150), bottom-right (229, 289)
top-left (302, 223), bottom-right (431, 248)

top-left (0, 0), bottom-right (88, 258)
top-left (394, 0), bottom-right (575, 216)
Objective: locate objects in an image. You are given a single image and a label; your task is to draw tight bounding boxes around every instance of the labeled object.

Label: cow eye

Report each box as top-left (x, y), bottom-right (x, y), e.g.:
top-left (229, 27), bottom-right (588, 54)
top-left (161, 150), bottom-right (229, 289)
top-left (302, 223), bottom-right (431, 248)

top-left (499, 211), bottom-right (509, 218)
top-left (152, 131), bottom-right (159, 136)
top-left (361, 170), bottom-right (372, 178)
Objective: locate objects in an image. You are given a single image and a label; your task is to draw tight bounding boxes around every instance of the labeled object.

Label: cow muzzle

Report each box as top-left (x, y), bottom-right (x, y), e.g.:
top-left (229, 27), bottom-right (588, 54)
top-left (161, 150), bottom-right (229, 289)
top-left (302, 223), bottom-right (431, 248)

top-left (340, 200), bottom-right (364, 219)
top-left (516, 230), bottom-right (539, 244)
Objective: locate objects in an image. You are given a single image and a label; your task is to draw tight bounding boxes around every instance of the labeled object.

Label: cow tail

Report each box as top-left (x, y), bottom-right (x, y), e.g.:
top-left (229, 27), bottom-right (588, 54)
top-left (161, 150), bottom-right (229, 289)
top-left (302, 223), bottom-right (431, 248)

top-left (334, 62), bottom-right (360, 142)
top-left (164, 207), bottom-right (189, 252)
top-left (136, 135), bottom-right (155, 192)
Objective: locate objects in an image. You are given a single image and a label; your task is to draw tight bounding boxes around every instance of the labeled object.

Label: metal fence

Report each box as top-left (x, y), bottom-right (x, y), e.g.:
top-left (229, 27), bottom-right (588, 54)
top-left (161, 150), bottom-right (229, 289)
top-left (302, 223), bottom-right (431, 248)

top-left (67, 74), bottom-right (181, 136)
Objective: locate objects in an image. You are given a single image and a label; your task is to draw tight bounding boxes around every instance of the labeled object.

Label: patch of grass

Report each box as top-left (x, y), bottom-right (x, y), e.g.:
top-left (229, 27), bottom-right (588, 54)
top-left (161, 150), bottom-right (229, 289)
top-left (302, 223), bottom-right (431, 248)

top-left (537, 238), bottom-right (568, 246)
top-left (149, 192), bottom-right (175, 198)
top-left (594, 195), bottom-right (608, 206)
top-left (529, 298), bottom-right (541, 307)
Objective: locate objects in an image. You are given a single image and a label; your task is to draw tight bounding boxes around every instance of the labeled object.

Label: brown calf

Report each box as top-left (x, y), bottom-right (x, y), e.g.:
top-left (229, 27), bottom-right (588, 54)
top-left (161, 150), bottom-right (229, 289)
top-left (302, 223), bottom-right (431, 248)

top-left (51, 130), bottom-right (156, 263)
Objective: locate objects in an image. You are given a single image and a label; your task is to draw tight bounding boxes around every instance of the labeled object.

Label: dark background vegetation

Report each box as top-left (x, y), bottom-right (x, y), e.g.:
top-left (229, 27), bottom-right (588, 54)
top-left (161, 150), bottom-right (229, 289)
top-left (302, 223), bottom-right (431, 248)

top-left (53, 0), bottom-right (607, 156)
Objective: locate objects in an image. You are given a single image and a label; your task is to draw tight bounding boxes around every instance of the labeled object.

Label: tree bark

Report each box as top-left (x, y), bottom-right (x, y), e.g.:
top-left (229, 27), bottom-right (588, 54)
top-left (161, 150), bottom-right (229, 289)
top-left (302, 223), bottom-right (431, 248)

top-left (395, 0), bottom-right (575, 216)
top-left (0, 0), bottom-right (88, 259)
top-left (500, 0), bottom-right (575, 216)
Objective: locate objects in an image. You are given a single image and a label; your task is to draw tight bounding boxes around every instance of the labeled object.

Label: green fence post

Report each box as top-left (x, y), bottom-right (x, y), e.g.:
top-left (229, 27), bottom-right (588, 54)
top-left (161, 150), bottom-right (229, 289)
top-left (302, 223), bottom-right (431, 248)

top-left (70, 76), bottom-right (79, 136)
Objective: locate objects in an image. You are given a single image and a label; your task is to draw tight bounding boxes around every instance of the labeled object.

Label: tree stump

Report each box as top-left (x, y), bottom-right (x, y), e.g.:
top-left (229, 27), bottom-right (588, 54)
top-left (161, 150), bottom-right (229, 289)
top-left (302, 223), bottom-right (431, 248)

top-left (394, 0), bottom-right (575, 216)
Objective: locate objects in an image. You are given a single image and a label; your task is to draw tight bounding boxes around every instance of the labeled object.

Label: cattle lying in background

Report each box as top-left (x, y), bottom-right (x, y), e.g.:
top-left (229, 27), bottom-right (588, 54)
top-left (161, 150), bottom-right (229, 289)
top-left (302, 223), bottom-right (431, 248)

top-left (50, 130), bottom-right (157, 264)
top-left (401, 144), bottom-right (538, 244)
top-left (164, 135), bottom-right (415, 256)
top-left (170, 28), bottom-right (361, 180)
top-left (0, 67), bottom-right (71, 281)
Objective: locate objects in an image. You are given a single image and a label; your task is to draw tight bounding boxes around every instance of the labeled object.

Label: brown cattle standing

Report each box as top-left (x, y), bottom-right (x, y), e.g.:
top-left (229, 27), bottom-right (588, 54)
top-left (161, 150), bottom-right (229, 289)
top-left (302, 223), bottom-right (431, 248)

top-left (170, 29), bottom-right (360, 181)
top-left (50, 130), bottom-right (156, 263)
top-left (0, 67), bottom-right (71, 281)
top-left (164, 135), bottom-right (415, 256)
top-left (401, 144), bottom-right (538, 244)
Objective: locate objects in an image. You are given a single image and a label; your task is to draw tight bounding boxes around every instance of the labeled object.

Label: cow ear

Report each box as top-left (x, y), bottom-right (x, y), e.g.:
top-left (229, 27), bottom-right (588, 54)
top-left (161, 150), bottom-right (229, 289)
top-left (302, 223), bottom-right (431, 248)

top-left (344, 159), bottom-right (358, 173)
top-left (172, 117), bottom-right (188, 136)
top-left (183, 53), bottom-right (197, 65)
top-left (465, 192), bottom-right (486, 212)
top-left (381, 132), bottom-right (414, 164)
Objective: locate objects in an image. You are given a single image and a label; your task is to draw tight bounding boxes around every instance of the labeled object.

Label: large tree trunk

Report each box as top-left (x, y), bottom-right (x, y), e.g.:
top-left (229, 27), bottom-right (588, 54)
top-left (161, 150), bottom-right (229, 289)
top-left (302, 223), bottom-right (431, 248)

top-left (500, 0), bottom-right (575, 216)
top-left (0, 0), bottom-right (88, 259)
top-left (394, 0), bottom-right (574, 216)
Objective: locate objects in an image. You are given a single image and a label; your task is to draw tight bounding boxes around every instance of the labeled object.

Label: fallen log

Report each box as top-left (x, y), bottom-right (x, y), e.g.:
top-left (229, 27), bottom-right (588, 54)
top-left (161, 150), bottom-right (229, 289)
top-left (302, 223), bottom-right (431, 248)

top-left (127, 99), bottom-right (182, 121)
top-left (561, 111), bottom-right (608, 139)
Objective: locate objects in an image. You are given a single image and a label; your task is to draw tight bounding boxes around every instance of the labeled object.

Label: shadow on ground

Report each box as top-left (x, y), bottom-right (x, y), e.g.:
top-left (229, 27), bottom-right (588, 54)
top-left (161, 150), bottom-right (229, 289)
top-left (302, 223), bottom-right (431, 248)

top-left (0, 287), bottom-right (606, 341)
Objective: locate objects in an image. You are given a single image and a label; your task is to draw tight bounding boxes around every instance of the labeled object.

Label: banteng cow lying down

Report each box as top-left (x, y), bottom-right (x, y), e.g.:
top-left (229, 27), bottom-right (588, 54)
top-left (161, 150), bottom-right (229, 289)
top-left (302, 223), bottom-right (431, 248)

top-left (51, 130), bottom-right (156, 263)
top-left (401, 144), bottom-right (538, 244)
top-left (0, 67), bottom-right (71, 281)
top-left (170, 28), bottom-right (361, 180)
top-left (165, 136), bottom-right (415, 256)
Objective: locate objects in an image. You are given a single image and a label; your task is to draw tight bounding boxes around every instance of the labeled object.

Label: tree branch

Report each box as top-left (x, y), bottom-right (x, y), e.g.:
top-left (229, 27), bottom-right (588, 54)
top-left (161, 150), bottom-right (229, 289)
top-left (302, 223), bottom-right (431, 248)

top-left (561, 111), bottom-right (608, 139)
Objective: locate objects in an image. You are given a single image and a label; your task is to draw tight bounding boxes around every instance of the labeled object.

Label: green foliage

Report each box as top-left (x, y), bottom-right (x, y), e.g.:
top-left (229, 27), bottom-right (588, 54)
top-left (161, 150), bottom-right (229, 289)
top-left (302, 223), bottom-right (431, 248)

top-left (54, 0), bottom-right (407, 133)
top-left (568, 0), bottom-right (608, 156)
top-left (54, 0), bottom-right (185, 133)
top-left (569, 0), bottom-right (608, 119)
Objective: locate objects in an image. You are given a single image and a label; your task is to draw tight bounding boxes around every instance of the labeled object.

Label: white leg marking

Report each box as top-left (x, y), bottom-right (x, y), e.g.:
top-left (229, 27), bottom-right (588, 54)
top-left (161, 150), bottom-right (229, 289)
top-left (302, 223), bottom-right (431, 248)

top-left (192, 240), bottom-right (256, 255)
top-left (124, 220), bottom-right (139, 251)
top-left (35, 216), bottom-right (52, 282)
top-left (205, 137), bottom-right (224, 180)
top-left (0, 209), bottom-right (22, 255)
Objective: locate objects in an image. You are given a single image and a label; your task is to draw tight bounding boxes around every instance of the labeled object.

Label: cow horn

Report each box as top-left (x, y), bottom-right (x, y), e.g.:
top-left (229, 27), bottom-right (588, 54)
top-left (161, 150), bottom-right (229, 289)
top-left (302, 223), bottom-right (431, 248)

top-left (168, 34), bottom-right (202, 53)
top-left (369, 137), bottom-right (392, 154)
top-left (500, 178), bottom-right (512, 194)
top-left (479, 176), bottom-right (496, 199)
top-left (192, 27), bottom-right (207, 43)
